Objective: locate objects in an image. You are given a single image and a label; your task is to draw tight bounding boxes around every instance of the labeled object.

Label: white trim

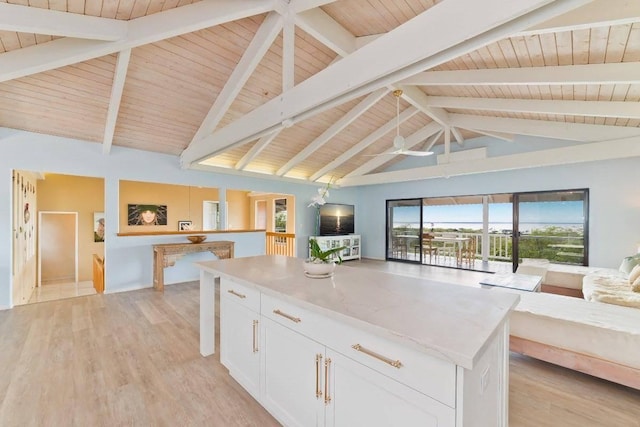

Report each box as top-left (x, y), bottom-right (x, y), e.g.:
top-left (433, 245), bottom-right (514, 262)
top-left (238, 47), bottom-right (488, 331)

top-left (103, 49), bottom-right (131, 154)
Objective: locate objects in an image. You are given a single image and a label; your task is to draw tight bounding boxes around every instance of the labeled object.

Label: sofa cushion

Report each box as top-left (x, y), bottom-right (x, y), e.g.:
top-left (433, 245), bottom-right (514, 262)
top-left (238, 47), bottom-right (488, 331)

top-left (630, 264), bottom-right (640, 284)
top-left (619, 254), bottom-right (640, 274)
top-left (583, 271), bottom-right (640, 309)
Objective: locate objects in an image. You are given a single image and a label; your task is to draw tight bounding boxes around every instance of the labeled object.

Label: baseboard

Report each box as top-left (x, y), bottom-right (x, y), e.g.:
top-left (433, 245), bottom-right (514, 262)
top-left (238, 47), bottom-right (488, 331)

top-left (0, 304), bottom-right (11, 311)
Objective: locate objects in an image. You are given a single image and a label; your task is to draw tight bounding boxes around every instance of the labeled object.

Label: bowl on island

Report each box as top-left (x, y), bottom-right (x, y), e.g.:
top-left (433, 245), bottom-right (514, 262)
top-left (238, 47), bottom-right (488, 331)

top-left (187, 235), bottom-right (206, 244)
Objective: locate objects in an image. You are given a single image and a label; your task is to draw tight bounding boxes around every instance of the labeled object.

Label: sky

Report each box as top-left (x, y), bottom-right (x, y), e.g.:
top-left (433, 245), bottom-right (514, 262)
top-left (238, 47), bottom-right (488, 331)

top-left (392, 201), bottom-right (584, 224)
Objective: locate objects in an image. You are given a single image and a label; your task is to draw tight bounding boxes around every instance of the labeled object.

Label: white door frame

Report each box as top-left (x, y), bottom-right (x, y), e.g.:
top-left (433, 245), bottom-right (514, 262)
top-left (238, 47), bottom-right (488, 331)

top-left (38, 211), bottom-right (78, 286)
top-left (255, 199), bottom-right (267, 230)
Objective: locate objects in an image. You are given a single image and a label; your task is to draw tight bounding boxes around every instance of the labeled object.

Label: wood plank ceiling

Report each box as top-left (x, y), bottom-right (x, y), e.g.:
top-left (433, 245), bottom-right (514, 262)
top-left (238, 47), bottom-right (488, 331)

top-left (0, 0), bottom-right (639, 185)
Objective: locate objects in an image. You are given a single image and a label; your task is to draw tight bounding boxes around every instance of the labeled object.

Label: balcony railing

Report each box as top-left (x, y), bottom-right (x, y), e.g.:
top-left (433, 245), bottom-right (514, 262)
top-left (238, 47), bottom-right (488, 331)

top-left (266, 231), bottom-right (296, 257)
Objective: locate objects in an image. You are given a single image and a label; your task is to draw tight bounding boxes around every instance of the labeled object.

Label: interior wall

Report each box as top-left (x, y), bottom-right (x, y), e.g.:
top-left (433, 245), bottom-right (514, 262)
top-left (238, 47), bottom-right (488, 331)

top-left (0, 129), bottom-right (358, 308)
top-left (37, 173), bottom-right (104, 282)
top-left (12, 170), bottom-right (37, 305)
top-left (119, 180), bottom-right (219, 232)
top-left (248, 194), bottom-right (296, 233)
top-left (356, 155), bottom-right (640, 269)
top-left (226, 189), bottom-right (250, 230)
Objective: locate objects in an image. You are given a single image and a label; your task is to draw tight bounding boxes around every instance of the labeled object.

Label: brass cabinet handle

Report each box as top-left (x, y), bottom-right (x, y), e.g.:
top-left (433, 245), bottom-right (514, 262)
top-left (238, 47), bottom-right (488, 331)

top-left (252, 320), bottom-right (259, 353)
top-left (324, 358), bottom-right (332, 405)
top-left (227, 289), bottom-right (246, 299)
top-left (273, 309), bottom-right (301, 323)
top-left (352, 344), bottom-right (403, 369)
top-left (315, 354), bottom-right (323, 399)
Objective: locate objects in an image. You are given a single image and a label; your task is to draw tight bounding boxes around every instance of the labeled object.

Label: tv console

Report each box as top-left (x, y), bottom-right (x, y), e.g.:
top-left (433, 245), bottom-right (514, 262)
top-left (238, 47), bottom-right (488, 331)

top-left (310, 234), bottom-right (361, 261)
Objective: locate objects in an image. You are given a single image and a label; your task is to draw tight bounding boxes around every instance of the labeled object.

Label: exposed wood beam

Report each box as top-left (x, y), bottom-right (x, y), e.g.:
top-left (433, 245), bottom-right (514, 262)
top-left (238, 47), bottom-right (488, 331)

top-left (451, 127), bottom-right (465, 146)
top-left (292, 0), bottom-right (338, 13)
top-left (471, 129), bottom-right (515, 142)
top-left (308, 106), bottom-right (420, 182)
top-left (295, 8), bottom-right (356, 57)
top-left (190, 12), bottom-right (283, 144)
top-left (0, 0), bottom-right (273, 83)
top-left (427, 96), bottom-right (640, 119)
top-left (399, 63), bottom-right (640, 86)
top-left (0, 3), bottom-right (128, 41)
top-left (344, 122), bottom-right (442, 178)
top-left (338, 135), bottom-right (640, 187)
top-left (102, 49), bottom-right (131, 154)
top-left (423, 130), bottom-right (444, 152)
top-left (518, 0), bottom-right (640, 36)
top-left (276, 88), bottom-right (389, 176)
top-left (235, 130), bottom-right (282, 170)
top-left (283, 11), bottom-right (295, 91)
top-left (182, 0), bottom-right (589, 167)
top-left (448, 114), bottom-right (640, 142)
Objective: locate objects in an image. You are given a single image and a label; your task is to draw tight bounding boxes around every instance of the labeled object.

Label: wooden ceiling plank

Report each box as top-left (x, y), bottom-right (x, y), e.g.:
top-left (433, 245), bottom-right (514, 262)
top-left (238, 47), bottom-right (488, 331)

top-left (519, 0), bottom-right (640, 36)
top-left (426, 95), bottom-right (640, 119)
top-left (0, 3), bottom-right (128, 41)
top-left (344, 121), bottom-right (442, 178)
top-left (448, 113), bottom-right (640, 142)
top-left (235, 130), bottom-right (282, 170)
top-left (283, 11), bottom-right (295, 91)
top-left (189, 12), bottom-right (283, 144)
top-left (399, 62), bottom-right (640, 86)
top-left (103, 49), bottom-right (131, 154)
top-left (182, 0), bottom-right (590, 167)
top-left (308, 106), bottom-right (419, 181)
top-left (0, 0), bottom-right (273, 83)
top-left (276, 88), bottom-right (389, 176)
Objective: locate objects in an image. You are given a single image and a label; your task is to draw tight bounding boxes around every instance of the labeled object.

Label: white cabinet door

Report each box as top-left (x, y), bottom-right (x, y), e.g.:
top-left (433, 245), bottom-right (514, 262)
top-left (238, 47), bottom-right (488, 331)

top-left (220, 294), bottom-right (260, 399)
top-left (261, 317), bottom-right (325, 427)
top-left (325, 350), bottom-right (455, 427)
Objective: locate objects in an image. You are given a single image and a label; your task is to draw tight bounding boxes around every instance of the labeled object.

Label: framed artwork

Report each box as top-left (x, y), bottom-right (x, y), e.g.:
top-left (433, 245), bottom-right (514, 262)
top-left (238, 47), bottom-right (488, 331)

top-left (178, 220), bottom-right (193, 231)
top-left (127, 204), bottom-right (167, 226)
top-left (94, 212), bottom-right (105, 242)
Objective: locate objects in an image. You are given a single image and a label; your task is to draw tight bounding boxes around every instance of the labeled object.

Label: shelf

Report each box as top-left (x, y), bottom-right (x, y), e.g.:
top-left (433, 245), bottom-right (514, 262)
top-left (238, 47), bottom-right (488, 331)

top-left (117, 229), bottom-right (265, 237)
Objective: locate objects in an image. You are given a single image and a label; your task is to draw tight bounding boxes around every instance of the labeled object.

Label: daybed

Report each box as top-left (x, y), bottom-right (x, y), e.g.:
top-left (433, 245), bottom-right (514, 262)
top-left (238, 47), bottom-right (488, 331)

top-left (506, 265), bottom-right (640, 390)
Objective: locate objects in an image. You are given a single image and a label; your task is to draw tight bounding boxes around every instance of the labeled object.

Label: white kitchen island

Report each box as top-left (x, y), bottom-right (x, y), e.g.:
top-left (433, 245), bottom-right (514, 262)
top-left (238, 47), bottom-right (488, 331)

top-left (198, 255), bottom-right (519, 427)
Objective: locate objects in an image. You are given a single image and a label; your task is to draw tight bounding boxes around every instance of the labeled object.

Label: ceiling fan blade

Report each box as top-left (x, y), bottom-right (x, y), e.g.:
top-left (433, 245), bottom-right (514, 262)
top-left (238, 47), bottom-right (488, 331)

top-left (401, 150), bottom-right (434, 156)
top-left (363, 150), bottom-right (402, 157)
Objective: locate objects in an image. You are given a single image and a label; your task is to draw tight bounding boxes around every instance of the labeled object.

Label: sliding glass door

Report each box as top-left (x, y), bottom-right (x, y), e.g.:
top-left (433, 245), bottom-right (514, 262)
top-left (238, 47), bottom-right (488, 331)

top-left (386, 199), bottom-right (422, 262)
top-left (514, 189), bottom-right (588, 268)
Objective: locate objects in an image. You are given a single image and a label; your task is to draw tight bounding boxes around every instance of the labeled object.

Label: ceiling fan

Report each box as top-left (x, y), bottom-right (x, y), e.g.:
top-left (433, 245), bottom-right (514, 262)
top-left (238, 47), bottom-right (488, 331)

top-left (369, 89), bottom-right (434, 157)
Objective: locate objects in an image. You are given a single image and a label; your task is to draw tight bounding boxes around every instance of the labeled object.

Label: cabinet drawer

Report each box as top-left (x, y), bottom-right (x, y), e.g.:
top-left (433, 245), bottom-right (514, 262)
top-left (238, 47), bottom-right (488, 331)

top-left (221, 278), bottom-right (260, 312)
top-left (261, 293), bottom-right (456, 408)
top-left (325, 320), bottom-right (456, 408)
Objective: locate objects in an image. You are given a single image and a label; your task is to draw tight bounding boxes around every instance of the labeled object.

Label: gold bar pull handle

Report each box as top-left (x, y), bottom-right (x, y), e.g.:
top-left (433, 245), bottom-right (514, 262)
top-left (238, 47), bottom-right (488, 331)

top-left (324, 358), bottom-right (332, 405)
top-left (273, 309), bottom-right (301, 323)
top-left (352, 344), bottom-right (403, 369)
top-left (227, 289), bottom-right (246, 299)
top-left (315, 354), bottom-right (323, 399)
top-left (252, 320), bottom-right (259, 353)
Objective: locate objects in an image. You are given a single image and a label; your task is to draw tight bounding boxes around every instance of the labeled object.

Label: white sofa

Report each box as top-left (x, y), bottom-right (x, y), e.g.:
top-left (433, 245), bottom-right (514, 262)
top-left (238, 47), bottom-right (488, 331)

top-left (504, 264), bottom-right (640, 389)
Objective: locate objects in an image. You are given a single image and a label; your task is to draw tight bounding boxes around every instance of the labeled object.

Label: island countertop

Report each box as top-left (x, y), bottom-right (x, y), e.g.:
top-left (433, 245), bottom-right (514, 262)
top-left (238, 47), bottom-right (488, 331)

top-left (197, 255), bottom-right (519, 370)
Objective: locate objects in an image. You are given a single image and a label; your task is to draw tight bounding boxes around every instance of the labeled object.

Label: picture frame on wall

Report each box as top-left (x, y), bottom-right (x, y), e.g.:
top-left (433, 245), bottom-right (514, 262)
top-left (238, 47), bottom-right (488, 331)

top-left (127, 204), bottom-right (168, 226)
top-left (178, 220), bottom-right (193, 231)
top-left (94, 212), bottom-right (105, 242)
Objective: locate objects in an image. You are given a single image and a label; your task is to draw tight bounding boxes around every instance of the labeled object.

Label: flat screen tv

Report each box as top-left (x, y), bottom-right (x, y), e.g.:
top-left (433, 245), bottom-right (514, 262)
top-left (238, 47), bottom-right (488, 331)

top-left (319, 203), bottom-right (355, 236)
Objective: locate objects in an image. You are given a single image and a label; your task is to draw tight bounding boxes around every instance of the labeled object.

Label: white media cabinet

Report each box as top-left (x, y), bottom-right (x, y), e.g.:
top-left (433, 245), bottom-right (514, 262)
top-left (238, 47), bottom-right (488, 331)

top-left (310, 234), bottom-right (361, 261)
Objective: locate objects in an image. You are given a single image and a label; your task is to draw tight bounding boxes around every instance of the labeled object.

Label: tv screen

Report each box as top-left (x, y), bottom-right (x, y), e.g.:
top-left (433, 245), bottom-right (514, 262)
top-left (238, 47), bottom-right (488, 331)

top-left (319, 203), bottom-right (355, 236)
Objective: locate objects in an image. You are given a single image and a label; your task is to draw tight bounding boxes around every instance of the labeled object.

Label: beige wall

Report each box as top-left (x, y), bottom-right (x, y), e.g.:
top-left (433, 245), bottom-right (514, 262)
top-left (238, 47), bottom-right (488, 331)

top-left (119, 180), bottom-right (219, 232)
top-left (227, 189), bottom-right (250, 230)
top-left (37, 173), bottom-right (105, 282)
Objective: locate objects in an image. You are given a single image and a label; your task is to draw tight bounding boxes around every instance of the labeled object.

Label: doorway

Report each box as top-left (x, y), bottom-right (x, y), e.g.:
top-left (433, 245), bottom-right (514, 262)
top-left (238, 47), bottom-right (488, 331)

top-left (38, 212), bottom-right (78, 286)
top-left (203, 201), bottom-right (221, 230)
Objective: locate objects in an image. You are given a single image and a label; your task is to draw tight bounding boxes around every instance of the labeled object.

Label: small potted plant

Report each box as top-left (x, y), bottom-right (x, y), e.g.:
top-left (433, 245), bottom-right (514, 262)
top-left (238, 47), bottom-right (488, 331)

top-left (304, 238), bottom-right (346, 277)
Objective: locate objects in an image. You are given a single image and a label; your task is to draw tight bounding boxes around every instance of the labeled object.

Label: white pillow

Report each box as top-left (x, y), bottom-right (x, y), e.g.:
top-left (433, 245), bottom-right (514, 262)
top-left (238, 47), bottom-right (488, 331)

top-left (629, 264), bottom-right (640, 284)
top-left (633, 276), bottom-right (640, 293)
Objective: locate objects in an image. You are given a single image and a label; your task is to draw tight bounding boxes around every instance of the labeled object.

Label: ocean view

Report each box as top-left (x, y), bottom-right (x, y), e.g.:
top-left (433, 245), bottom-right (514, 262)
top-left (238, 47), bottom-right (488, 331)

top-left (393, 221), bottom-right (583, 234)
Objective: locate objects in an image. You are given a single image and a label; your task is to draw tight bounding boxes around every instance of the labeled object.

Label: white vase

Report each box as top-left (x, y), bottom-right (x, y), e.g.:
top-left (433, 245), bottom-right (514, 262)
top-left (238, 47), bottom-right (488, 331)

top-left (304, 261), bottom-right (336, 277)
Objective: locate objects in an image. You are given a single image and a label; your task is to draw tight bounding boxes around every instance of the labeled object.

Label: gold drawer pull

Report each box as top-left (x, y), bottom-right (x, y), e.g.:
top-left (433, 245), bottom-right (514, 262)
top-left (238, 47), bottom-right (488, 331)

top-left (324, 358), bottom-right (332, 405)
top-left (227, 289), bottom-right (246, 299)
top-left (352, 344), bottom-right (403, 369)
top-left (273, 309), bottom-right (301, 323)
top-left (252, 320), bottom-right (259, 353)
top-left (315, 354), bottom-right (323, 399)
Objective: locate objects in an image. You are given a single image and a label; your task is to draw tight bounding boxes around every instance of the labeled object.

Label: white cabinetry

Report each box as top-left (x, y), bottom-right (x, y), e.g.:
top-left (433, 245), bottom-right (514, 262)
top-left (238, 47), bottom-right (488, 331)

top-left (310, 235), bottom-right (360, 261)
top-left (220, 279), bottom-right (261, 399)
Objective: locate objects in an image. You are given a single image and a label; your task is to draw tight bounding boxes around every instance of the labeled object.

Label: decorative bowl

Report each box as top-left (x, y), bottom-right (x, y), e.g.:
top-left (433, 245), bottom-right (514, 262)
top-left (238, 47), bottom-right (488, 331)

top-left (187, 235), bottom-right (206, 244)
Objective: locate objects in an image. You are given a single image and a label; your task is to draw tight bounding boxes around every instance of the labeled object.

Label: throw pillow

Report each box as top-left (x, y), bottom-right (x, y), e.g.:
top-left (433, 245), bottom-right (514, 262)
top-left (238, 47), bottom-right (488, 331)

top-left (619, 254), bottom-right (640, 275)
top-left (629, 264), bottom-right (640, 284)
top-left (633, 276), bottom-right (640, 293)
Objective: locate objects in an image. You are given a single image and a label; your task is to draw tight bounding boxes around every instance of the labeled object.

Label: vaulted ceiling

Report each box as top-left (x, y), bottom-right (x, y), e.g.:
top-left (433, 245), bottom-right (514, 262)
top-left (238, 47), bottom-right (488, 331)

top-left (1, 0), bottom-right (639, 186)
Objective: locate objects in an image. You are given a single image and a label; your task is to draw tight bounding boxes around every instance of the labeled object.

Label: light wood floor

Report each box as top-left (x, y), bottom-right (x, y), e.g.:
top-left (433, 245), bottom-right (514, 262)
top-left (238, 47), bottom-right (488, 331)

top-left (1, 277), bottom-right (639, 426)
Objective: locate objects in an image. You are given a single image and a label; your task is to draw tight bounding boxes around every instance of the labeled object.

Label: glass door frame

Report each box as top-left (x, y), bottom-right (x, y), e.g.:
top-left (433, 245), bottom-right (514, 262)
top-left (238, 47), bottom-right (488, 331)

top-left (385, 198), bottom-right (423, 263)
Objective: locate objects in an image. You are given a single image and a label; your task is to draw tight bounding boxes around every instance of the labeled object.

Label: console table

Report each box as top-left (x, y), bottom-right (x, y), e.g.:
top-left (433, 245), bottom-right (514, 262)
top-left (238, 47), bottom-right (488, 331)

top-left (153, 240), bottom-right (234, 291)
